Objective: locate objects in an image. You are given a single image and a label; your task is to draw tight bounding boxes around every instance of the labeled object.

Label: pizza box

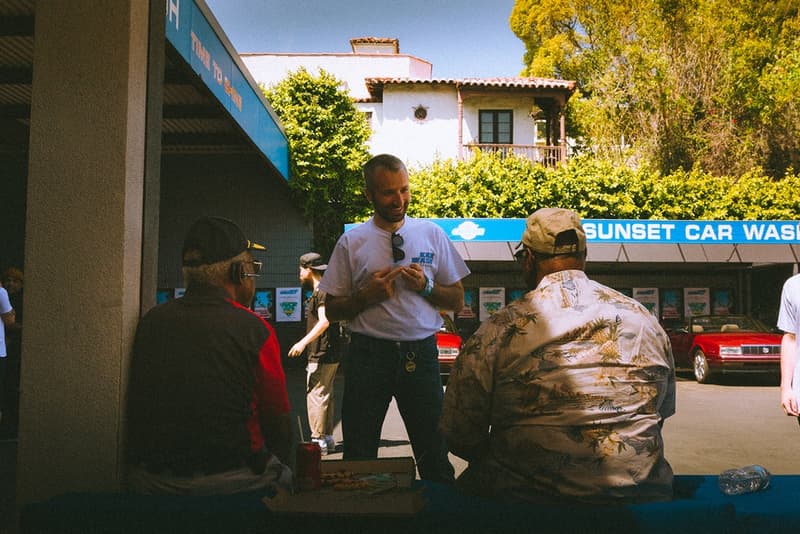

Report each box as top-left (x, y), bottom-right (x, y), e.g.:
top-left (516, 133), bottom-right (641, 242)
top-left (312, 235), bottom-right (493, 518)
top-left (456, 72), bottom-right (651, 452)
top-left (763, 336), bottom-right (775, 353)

top-left (264, 457), bottom-right (425, 516)
top-left (321, 457), bottom-right (416, 486)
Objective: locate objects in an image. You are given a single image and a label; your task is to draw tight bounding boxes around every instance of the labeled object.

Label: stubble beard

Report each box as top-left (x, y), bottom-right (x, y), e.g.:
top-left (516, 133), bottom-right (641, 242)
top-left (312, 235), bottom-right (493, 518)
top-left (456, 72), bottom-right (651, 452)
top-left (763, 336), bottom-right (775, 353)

top-left (375, 201), bottom-right (408, 225)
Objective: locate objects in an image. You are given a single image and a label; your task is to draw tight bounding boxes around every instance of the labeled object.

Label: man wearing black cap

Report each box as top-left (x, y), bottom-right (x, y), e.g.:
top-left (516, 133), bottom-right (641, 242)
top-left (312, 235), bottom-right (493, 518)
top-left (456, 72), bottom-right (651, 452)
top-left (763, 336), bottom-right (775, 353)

top-left (288, 252), bottom-right (341, 455)
top-left (126, 216), bottom-right (293, 495)
top-left (441, 208), bottom-right (676, 503)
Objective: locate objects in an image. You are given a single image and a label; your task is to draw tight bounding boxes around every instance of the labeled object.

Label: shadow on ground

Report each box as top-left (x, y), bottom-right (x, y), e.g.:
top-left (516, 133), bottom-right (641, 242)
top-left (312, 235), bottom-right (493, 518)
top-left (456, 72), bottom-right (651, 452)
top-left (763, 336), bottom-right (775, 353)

top-left (675, 370), bottom-right (780, 387)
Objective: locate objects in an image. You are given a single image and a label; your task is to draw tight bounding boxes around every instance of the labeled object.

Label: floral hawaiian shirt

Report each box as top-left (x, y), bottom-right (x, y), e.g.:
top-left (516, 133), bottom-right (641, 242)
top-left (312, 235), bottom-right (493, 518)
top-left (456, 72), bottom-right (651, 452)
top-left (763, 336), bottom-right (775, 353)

top-left (440, 270), bottom-right (676, 503)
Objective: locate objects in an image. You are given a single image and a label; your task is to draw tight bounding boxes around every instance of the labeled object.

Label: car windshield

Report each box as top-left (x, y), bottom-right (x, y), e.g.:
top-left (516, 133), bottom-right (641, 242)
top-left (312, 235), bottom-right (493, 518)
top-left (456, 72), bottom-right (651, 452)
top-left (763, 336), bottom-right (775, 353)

top-left (690, 315), bottom-right (761, 333)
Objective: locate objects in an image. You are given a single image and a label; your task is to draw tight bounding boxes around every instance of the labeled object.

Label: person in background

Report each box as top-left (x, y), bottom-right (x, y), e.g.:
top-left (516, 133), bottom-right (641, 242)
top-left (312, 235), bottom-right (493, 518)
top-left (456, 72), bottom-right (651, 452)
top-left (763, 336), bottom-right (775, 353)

top-left (0, 279), bottom-right (16, 433)
top-left (778, 272), bottom-right (800, 420)
top-left (320, 153), bottom-right (470, 483)
top-left (441, 207), bottom-right (676, 503)
top-left (2, 268), bottom-right (22, 324)
top-left (126, 216), bottom-right (292, 495)
top-left (288, 252), bottom-right (341, 455)
top-left (1, 267), bottom-right (23, 437)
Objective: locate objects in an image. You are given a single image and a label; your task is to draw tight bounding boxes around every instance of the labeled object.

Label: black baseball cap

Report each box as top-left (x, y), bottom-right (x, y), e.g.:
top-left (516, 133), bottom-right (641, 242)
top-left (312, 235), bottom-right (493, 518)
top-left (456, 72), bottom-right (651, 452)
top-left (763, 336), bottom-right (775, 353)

top-left (299, 252), bottom-right (327, 271)
top-left (182, 216), bottom-right (266, 267)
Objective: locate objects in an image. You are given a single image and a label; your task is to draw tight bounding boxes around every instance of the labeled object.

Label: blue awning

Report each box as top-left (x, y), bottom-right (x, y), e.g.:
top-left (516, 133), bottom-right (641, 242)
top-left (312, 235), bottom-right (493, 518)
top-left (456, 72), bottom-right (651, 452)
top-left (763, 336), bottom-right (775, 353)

top-left (165, 0), bottom-right (289, 180)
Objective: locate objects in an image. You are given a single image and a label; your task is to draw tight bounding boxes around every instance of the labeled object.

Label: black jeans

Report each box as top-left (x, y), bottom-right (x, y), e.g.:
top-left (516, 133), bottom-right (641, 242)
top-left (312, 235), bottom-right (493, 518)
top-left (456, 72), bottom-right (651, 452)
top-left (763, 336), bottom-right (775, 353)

top-left (342, 332), bottom-right (454, 483)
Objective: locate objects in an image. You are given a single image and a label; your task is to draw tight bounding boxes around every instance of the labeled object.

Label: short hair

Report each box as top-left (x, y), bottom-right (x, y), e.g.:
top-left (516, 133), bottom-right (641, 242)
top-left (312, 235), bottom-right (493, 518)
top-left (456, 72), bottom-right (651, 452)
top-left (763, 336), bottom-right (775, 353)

top-left (182, 251), bottom-right (249, 287)
top-left (532, 248), bottom-right (587, 263)
top-left (364, 154), bottom-right (407, 191)
top-left (3, 267), bottom-right (22, 282)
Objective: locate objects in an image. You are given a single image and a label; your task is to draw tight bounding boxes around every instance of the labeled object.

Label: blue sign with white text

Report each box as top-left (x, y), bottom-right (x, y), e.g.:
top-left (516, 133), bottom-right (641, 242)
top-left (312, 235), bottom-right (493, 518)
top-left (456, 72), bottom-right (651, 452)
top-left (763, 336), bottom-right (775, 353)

top-left (164, 0), bottom-right (289, 179)
top-left (582, 220), bottom-right (800, 244)
top-left (346, 219), bottom-right (800, 245)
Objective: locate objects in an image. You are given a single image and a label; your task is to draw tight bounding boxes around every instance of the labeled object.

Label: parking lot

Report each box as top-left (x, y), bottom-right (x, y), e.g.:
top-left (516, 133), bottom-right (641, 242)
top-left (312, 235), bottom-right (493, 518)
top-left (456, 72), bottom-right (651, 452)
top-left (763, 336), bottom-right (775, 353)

top-left (663, 373), bottom-right (796, 474)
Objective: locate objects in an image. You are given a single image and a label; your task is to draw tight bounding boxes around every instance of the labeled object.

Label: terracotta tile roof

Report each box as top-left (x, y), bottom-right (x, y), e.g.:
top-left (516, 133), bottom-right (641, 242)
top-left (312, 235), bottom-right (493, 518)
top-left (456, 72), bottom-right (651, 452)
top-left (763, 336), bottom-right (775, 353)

top-left (363, 77), bottom-right (576, 100)
top-left (366, 76), bottom-right (575, 90)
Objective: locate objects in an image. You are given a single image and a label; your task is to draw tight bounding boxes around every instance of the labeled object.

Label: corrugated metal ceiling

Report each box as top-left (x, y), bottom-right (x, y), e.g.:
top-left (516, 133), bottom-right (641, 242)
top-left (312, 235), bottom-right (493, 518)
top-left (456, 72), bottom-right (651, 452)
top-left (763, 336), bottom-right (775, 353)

top-left (0, 0), bottom-right (256, 155)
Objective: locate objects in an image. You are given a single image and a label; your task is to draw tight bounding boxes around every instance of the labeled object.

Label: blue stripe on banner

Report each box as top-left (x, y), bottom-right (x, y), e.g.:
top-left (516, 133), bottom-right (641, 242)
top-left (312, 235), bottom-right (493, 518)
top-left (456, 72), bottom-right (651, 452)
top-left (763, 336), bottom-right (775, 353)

top-left (346, 219), bottom-right (800, 245)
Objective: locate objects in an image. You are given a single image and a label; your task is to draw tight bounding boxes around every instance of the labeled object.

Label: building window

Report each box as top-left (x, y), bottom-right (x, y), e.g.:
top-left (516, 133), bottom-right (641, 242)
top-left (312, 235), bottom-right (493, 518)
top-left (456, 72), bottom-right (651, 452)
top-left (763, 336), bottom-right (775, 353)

top-left (479, 110), bottom-right (513, 144)
top-left (363, 111), bottom-right (373, 127)
top-left (413, 105), bottom-right (428, 120)
top-left (533, 119), bottom-right (548, 145)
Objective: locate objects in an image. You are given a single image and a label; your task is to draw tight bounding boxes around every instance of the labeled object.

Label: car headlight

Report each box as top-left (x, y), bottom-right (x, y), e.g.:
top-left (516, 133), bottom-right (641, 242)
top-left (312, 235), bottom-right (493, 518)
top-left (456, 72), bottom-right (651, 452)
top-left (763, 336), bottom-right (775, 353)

top-left (438, 347), bottom-right (460, 357)
top-left (719, 346), bottom-right (743, 355)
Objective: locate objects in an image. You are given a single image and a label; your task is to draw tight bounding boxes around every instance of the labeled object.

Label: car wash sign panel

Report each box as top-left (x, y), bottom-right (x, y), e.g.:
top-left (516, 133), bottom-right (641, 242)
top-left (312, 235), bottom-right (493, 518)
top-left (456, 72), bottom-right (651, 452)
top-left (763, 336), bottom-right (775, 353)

top-left (165, 0), bottom-right (289, 180)
top-left (432, 219), bottom-right (800, 244)
top-left (582, 220), bottom-right (800, 244)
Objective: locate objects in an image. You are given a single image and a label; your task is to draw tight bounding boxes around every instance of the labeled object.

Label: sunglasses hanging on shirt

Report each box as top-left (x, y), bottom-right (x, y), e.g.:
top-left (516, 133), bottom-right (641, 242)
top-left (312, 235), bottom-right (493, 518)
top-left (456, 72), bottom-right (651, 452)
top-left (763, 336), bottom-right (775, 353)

top-left (391, 232), bottom-right (405, 262)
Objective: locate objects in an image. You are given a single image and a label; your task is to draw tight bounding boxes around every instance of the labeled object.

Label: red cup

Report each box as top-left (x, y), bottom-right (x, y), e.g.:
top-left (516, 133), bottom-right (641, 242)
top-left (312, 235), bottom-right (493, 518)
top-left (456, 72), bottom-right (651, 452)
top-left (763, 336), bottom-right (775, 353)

top-left (295, 441), bottom-right (322, 491)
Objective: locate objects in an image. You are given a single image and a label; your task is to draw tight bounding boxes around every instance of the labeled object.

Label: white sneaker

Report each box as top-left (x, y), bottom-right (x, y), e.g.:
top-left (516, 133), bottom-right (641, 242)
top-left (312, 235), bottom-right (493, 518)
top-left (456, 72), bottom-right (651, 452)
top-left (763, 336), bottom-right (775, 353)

top-left (324, 435), bottom-right (336, 453)
top-left (312, 437), bottom-right (328, 455)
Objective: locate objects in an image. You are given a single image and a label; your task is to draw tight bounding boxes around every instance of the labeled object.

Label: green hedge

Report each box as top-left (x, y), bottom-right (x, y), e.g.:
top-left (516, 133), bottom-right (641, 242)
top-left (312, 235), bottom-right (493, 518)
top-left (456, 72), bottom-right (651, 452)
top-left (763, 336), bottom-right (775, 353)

top-left (407, 152), bottom-right (800, 220)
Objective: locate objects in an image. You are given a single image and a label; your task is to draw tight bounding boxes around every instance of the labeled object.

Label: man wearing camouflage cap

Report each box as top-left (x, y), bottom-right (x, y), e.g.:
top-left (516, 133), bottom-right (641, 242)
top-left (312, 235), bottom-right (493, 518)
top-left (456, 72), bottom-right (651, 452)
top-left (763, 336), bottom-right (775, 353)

top-left (441, 207), bottom-right (676, 503)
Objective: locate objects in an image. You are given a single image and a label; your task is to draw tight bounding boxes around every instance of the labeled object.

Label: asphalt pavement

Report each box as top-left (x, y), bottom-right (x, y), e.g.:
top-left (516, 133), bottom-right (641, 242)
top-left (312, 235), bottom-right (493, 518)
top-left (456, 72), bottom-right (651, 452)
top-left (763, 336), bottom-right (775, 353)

top-left (662, 373), bottom-right (797, 474)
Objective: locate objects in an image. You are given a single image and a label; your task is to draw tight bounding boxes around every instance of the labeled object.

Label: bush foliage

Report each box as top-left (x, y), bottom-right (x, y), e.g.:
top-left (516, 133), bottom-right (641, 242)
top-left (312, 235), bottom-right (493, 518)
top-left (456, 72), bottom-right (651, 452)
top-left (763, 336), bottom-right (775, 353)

top-left (407, 152), bottom-right (800, 220)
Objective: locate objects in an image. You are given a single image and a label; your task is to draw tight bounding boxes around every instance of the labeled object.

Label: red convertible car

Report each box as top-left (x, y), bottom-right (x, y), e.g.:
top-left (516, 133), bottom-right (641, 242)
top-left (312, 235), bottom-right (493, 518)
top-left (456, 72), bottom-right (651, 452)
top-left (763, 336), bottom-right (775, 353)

top-left (665, 314), bottom-right (782, 383)
top-left (436, 313), bottom-right (462, 383)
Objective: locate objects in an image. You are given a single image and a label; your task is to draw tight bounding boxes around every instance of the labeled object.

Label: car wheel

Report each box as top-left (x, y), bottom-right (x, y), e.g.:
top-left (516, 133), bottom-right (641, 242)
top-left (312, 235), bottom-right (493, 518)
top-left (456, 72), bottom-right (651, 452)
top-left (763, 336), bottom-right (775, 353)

top-left (693, 349), bottom-right (712, 383)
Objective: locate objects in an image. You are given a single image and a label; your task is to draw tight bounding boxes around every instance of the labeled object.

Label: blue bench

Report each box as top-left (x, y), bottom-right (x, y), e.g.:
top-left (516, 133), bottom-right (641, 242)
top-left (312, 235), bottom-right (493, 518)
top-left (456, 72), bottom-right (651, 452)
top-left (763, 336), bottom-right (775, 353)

top-left (21, 491), bottom-right (269, 533)
top-left (21, 476), bottom-right (800, 533)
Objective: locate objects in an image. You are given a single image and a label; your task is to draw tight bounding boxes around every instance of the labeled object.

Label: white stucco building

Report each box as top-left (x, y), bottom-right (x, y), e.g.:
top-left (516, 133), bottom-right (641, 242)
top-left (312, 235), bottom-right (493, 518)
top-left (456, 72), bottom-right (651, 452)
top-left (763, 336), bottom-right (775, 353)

top-left (242, 37), bottom-right (576, 168)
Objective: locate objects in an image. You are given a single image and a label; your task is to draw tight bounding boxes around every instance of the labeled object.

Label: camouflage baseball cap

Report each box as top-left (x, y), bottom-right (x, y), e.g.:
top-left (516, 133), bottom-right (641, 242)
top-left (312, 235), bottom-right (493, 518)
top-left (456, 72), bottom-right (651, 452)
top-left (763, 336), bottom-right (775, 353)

top-left (521, 207), bottom-right (586, 255)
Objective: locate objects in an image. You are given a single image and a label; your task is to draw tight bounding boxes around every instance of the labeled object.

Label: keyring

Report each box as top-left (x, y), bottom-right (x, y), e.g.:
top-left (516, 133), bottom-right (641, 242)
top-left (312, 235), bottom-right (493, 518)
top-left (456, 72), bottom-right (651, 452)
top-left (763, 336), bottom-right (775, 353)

top-left (405, 351), bottom-right (416, 373)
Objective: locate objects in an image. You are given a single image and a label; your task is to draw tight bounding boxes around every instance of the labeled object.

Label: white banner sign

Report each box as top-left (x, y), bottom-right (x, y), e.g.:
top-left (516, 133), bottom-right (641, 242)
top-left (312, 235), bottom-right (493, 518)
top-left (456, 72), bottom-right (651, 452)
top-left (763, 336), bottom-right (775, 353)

top-left (479, 287), bottom-right (506, 322)
top-left (276, 287), bottom-right (302, 322)
top-left (633, 288), bottom-right (659, 318)
top-left (684, 288), bottom-right (710, 317)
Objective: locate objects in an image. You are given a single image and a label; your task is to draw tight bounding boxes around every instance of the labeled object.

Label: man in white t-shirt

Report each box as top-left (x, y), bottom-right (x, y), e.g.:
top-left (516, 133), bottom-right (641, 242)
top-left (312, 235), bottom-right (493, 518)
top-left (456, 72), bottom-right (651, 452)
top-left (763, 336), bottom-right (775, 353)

top-left (778, 273), bottom-right (800, 420)
top-left (0, 283), bottom-right (17, 426)
top-left (320, 154), bottom-right (470, 483)
top-left (0, 285), bottom-right (12, 358)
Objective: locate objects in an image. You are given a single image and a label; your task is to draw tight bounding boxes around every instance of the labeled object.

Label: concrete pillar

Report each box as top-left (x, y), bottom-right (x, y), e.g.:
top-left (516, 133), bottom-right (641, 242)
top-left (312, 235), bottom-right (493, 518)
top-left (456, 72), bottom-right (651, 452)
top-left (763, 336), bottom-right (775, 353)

top-left (17, 0), bottom-right (150, 504)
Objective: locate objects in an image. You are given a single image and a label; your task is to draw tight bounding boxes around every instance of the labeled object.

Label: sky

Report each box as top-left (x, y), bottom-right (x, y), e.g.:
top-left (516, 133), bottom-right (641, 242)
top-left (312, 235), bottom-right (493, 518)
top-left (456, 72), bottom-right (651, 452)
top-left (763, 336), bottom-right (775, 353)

top-left (204, 0), bottom-right (528, 79)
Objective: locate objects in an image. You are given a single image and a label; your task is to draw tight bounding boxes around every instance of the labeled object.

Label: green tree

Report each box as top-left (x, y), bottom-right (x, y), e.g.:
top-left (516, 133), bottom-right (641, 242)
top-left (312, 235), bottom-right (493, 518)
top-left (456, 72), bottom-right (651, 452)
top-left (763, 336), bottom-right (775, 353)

top-left (510, 0), bottom-right (800, 178)
top-left (717, 0), bottom-right (800, 176)
top-left (261, 68), bottom-right (371, 256)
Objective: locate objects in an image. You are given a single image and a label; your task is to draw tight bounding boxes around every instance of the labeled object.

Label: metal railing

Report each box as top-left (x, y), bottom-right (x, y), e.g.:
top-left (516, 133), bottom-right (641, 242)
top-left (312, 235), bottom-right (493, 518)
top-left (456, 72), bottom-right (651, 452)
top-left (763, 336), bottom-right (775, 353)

top-left (464, 144), bottom-right (565, 166)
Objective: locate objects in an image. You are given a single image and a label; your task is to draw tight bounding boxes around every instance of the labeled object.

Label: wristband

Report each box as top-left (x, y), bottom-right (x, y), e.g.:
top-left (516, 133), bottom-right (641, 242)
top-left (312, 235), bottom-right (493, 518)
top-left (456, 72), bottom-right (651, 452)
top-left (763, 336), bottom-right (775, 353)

top-left (419, 275), bottom-right (434, 297)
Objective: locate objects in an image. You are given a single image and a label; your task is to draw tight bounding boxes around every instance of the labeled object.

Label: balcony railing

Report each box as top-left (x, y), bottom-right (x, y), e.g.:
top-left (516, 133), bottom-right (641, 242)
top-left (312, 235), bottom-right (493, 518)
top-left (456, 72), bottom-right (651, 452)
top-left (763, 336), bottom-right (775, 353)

top-left (464, 144), bottom-right (565, 166)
